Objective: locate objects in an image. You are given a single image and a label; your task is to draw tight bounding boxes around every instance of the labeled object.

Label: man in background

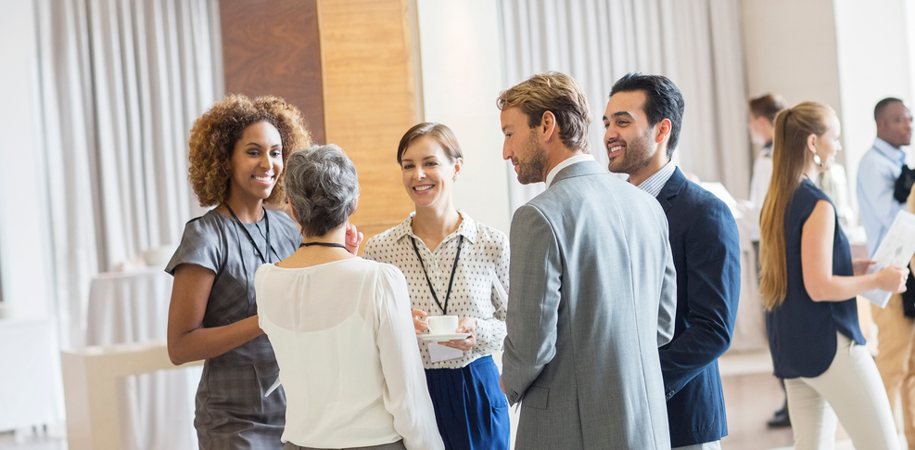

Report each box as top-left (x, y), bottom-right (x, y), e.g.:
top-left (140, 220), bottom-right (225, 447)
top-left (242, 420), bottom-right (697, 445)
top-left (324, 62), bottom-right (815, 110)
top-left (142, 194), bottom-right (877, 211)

top-left (604, 72), bottom-right (740, 450)
top-left (857, 97), bottom-right (914, 448)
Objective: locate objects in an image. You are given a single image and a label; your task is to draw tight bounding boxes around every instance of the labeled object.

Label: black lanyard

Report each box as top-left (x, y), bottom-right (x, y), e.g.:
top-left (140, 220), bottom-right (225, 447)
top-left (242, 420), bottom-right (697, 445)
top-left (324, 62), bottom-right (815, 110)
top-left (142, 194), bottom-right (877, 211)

top-left (225, 204), bottom-right (272, 264)
top-left (410, 235), bottom-right (463, 315)
top-left (300, 242), bottom-right (348, 250)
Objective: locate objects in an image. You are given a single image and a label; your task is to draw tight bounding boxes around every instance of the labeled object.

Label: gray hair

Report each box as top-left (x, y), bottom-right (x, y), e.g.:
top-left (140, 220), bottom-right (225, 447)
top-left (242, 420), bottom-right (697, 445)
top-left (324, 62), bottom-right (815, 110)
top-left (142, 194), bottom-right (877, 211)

top-left (284, 144), bottom-right (359, 237)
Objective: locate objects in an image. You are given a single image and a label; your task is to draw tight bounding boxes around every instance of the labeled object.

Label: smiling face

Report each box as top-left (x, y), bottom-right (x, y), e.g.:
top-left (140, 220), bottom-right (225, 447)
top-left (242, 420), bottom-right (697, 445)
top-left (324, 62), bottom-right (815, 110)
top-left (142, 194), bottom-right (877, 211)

top-left (603, 90), bottom-right (660, 177)
top-left (400, 135), bottom-right (461, 209)
top-left (812, 113), bottom-right (842, 172)
top-left (501, 107), bottom-right (548, 184)
top-left (227, 121), bottom-right (284, 205)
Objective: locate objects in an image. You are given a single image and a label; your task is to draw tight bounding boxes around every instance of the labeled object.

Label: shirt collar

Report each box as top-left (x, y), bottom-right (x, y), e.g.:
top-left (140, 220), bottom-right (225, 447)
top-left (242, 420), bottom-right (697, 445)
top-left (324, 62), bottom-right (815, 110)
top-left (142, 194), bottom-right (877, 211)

top-left (546, 154), bottom-right (596, 188)
top-left (634, 160), bottom-right (677, 197)
top-left (391, 209), bottom-right (478, 245)
top-left (874, 137), bottom-right (906, 165)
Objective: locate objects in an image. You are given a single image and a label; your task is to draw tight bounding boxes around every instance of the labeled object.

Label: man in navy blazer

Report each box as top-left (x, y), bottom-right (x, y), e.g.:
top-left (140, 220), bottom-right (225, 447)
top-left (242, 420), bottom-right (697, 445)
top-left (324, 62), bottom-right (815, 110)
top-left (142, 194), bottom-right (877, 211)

top-left (603, 72), bottom-right (741, 449)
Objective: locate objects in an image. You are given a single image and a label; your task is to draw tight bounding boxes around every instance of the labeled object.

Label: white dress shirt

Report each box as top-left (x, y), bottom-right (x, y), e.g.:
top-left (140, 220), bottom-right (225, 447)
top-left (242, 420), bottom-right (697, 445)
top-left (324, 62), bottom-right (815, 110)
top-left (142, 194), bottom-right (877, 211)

top-left (746, 143), bottom-right (774, 242)
top-left (546, 154), bottom-right (596, 188)
top-left (255, 259), bottom-right (444, 450)
top-left (362, 210), bottom-right (510, 369)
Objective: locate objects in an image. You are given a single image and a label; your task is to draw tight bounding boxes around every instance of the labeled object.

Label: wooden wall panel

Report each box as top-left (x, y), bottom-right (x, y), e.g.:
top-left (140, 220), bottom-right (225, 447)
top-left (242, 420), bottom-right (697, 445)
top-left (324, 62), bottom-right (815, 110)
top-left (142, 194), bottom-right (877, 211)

top-left (317, 0), bottom-right (418, 242)
top-left (220, 0), bottom-right (326, 145)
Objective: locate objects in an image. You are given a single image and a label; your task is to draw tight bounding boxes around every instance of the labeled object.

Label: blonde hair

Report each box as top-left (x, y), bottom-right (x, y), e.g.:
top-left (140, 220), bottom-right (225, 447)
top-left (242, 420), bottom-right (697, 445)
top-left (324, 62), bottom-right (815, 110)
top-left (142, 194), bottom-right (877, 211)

top-left (496, 71), bottom-right (591, 152)
top-left (759, 101), bottom-right (835, 309)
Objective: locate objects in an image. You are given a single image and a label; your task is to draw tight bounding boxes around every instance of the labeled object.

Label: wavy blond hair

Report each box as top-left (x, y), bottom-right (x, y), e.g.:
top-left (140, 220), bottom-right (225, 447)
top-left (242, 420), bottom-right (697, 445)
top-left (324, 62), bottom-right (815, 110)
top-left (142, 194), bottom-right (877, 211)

top-left (496, 71), bottom-right (591, 152)
top-left (187, 94), bottom-right (311, 207)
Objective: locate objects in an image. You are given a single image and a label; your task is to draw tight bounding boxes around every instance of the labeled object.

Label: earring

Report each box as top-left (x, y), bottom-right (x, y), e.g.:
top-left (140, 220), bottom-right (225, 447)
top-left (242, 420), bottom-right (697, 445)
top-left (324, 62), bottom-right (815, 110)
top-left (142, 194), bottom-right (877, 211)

top-left (813, 154), bottom-right (823, 166)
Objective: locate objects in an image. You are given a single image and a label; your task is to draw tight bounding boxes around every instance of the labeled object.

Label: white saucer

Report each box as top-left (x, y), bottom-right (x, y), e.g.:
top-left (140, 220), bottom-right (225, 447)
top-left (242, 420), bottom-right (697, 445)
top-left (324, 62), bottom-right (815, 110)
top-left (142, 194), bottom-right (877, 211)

top-left (418, 332), bottom-right (471, 342)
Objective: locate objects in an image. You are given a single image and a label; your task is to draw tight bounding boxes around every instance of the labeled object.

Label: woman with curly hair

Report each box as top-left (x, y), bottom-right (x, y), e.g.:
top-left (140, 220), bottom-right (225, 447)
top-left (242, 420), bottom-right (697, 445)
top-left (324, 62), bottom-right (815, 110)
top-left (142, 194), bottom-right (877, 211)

top-left (165, 94), bottom-right (311, 449)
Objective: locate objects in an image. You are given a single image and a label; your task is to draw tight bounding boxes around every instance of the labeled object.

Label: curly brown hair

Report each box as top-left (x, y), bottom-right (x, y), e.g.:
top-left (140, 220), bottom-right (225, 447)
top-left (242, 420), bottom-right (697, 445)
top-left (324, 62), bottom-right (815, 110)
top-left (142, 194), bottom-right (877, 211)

top-left (187, 94), bottom-right (311, 207)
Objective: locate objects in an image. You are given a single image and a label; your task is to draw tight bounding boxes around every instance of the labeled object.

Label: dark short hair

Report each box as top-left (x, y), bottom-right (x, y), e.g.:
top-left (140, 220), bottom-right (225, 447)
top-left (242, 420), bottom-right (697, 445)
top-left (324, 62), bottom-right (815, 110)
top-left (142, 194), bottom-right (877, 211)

top-left (397, 122), bottom-right (463, 164)
top-left (610, 72), bottom-right (684, 158)
top-left (749, 93), bottom-right (787, 124)
top-left (284, 145), bottom-right (359, 237)
top-left (875, 97), bottom-right (904, 121)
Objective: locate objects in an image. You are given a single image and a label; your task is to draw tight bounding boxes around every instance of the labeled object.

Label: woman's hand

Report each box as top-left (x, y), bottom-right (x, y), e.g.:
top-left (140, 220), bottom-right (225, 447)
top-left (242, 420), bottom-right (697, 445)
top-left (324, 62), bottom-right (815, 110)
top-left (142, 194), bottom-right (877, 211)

top-left (853, 259), bottom-right (876, 276)
top-left (441, 317), bottom-right (477, 351)
top-left (412, 309), bottom-right (428, 335)
top-left (877, 265), bottom-right (909, 293)
top-left (345, 223), bottom-right (364, 255)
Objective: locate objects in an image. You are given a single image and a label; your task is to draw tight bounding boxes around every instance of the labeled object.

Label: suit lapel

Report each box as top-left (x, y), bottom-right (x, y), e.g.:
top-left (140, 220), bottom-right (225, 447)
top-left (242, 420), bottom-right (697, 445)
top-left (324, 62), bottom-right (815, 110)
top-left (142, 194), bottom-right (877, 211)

top-left (656, 167), bottom-right (687, 213)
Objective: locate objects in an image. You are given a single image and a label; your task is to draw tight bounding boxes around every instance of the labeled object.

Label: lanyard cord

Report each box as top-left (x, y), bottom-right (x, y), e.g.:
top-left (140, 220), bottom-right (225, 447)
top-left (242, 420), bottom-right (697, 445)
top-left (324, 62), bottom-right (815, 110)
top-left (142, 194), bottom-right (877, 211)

top-left (225, 204), bottom-right (271, 265)
top-left (410, 235), bottom-right (464, 315)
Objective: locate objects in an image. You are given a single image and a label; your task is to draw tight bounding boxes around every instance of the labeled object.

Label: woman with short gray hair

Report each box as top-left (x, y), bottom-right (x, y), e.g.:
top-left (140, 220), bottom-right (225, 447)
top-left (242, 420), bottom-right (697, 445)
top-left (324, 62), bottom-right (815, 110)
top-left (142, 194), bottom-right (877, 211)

top-left (255, 145), bottom-right (444, 450)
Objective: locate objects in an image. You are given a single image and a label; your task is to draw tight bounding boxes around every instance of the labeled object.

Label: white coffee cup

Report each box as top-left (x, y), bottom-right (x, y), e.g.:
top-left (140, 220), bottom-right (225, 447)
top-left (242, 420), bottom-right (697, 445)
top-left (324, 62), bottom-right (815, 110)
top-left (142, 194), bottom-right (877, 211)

top-left (426, 315), bottom-right (459, 335)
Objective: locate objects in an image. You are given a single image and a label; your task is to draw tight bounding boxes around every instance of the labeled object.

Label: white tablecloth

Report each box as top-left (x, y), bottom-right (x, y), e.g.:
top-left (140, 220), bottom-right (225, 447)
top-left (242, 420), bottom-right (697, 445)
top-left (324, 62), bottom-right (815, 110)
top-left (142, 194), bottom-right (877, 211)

top-left (86, 268), bottom-right (199, 450)
top-left (0, 317), bottom-right (64, 431)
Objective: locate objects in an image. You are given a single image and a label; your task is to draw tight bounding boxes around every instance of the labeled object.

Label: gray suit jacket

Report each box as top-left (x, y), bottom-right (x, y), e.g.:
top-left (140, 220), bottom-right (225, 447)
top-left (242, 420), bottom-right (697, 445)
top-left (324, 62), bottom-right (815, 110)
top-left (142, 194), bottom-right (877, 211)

top-left (502, 160), bottom-right (677, 449)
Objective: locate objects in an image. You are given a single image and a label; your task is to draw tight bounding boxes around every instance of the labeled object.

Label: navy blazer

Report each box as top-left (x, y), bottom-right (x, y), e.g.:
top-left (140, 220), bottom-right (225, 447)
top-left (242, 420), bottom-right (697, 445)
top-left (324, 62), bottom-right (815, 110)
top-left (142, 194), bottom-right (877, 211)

top-left (656, 168), bottom-right (741, 447)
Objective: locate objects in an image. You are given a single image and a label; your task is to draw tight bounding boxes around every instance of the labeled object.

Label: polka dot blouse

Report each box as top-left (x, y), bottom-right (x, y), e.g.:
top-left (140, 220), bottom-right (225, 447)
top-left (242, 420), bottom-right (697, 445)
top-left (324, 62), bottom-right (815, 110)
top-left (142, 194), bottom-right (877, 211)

top-left (362, 210), bottom-right (510, 369)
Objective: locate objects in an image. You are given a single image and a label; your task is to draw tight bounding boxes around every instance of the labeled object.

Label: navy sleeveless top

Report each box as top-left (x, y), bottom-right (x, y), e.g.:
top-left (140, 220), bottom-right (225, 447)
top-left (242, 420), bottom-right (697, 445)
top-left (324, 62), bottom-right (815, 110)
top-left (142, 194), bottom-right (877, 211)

top-left (766, 179), bottom-right (865, 379)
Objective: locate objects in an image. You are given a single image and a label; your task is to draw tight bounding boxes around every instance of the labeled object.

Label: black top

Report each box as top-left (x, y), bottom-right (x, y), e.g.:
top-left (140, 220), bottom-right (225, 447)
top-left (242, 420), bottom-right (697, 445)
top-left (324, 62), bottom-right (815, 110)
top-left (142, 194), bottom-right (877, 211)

top-left (766, 179), bottom-right (865, 379)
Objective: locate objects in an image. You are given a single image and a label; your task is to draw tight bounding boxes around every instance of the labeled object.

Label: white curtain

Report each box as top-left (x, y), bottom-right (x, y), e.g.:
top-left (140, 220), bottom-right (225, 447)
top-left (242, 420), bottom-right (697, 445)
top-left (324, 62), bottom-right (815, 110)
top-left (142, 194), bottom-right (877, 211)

top-left (499, 0), bottom-right (751, 211)
top-left (35, 0), bottom-right (222, 347)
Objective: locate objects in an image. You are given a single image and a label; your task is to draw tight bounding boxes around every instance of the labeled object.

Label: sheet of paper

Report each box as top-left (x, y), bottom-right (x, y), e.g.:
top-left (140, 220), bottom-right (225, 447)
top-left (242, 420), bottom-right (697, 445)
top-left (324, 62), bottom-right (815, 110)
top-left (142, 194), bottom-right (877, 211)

top-left (862, 210), bottom-right (915, 307)
top-left (428, 342), bottom-right (463, 363)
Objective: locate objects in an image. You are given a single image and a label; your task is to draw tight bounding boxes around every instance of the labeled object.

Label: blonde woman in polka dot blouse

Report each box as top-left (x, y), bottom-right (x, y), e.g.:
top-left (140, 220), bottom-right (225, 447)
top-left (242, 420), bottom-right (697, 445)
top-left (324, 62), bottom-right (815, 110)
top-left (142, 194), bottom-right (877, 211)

top-left (363, 123), bottom-right (511, 450)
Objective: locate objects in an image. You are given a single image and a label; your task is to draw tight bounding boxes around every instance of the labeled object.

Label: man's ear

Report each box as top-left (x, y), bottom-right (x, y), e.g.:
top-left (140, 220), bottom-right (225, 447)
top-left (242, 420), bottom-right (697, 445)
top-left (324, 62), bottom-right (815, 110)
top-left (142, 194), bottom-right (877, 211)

top-left (540, 111), bottom-right (558, 142)
top-left (654, 118), bottom-right (672, 144)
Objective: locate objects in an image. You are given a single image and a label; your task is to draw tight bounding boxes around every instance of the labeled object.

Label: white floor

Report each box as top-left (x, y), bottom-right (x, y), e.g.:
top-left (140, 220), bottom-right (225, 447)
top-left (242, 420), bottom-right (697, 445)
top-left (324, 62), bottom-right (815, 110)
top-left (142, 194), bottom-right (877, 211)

top-left (0, 350), bottom-right (892, 450)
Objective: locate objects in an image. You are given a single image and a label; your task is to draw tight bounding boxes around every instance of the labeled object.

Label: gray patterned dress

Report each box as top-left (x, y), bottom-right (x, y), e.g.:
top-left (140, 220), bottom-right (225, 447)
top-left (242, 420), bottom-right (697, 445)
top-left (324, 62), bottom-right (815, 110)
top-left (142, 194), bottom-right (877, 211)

top-left (166, 209), bottom-right (301, 449)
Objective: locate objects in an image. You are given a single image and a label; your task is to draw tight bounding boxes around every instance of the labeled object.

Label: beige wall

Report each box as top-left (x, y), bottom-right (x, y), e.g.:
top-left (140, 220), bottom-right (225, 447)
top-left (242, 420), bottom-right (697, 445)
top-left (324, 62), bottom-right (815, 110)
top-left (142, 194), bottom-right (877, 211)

top-left (742, 0), bottom-right (915, 223)
top-left (835, 0), bottom-right (914, 197)
top-left (416, 0), bottom-right (511, 234)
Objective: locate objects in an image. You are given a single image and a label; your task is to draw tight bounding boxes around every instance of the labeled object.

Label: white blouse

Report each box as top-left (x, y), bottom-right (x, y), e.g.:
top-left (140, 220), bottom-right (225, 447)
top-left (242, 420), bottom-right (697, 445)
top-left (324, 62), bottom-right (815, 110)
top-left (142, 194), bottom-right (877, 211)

top-left (362, 210), bottom-right (510, 369)
top-left (255, 258), bottom-right (444, 450)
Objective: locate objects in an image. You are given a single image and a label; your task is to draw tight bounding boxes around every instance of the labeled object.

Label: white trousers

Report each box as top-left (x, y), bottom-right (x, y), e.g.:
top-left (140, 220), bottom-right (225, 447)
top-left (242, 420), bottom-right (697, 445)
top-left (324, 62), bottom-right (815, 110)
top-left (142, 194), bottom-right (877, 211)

top-left (785, 331), bottom-right (899, 450)
top-left (672, 441), bottom-right (720, 450)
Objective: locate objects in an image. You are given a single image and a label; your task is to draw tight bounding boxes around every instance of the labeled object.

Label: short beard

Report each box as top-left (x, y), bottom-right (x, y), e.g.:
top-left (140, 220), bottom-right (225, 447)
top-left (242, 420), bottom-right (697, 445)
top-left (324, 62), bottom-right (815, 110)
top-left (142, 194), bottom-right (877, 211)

top-left (607, 127), bottom-right (656, 176)
top-left (517, 131), bottom-right (549, 184)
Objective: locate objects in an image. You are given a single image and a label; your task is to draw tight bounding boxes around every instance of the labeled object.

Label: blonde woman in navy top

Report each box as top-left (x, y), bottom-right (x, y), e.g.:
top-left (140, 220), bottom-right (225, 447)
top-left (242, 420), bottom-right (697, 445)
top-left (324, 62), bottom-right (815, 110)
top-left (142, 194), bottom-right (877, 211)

top-left (759, 101), bottom-right (907, 449)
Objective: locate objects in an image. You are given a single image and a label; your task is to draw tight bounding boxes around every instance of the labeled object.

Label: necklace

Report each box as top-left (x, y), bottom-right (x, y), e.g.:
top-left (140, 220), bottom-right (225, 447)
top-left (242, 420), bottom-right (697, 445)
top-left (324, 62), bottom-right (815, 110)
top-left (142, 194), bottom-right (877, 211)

top-left (299, 242), bottom-right (348, 250)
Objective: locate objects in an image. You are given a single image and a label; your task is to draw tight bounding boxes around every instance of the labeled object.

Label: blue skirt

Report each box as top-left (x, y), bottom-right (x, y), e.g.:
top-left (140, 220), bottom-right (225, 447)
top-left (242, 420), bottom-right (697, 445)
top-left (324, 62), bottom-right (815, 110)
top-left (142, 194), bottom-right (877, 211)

top-left (425, 356), bottom-right (510, 450)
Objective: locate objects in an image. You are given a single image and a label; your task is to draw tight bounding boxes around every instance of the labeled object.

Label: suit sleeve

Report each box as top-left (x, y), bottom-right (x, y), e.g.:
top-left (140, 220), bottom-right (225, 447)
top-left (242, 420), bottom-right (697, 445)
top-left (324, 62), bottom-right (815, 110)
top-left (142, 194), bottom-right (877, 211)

top-left (659, 200), bottom-right (740, 399)
top-left (501, 204), bottom-right (562, 406)
top-left (657, 230), bottom-right (677, 347)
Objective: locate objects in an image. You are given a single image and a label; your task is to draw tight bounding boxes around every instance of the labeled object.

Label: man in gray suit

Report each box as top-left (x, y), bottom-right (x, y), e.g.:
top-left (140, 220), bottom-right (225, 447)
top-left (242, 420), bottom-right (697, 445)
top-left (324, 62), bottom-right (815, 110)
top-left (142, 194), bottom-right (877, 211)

top-left (498, 71), bottom-right (677, 449)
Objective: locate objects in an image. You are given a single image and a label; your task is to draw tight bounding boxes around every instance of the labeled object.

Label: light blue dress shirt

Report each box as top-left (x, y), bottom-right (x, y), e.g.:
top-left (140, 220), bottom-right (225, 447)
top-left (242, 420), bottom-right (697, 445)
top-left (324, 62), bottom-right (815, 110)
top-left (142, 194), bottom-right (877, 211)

top-left (856, 138), bottom-right (907, 256)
